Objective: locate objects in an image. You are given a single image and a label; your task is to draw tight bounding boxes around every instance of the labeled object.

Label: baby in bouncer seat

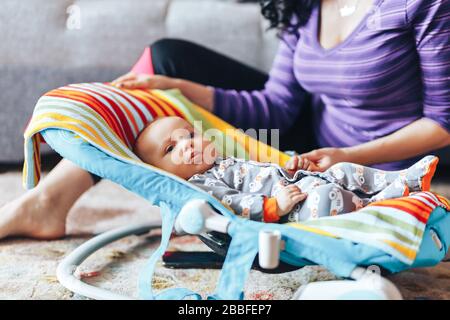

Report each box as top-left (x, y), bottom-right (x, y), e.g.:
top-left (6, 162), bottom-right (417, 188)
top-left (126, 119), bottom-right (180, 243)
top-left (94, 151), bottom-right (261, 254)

top-left (133, 116), bottom-right (439, 223)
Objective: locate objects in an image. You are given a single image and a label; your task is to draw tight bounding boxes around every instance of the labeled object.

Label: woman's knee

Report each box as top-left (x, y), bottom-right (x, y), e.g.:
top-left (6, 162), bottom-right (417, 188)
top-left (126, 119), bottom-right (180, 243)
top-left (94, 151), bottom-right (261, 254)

top-left (150, 38), bottom-right (200, 75)
top-left (151, 38), bottom-right (197, 54)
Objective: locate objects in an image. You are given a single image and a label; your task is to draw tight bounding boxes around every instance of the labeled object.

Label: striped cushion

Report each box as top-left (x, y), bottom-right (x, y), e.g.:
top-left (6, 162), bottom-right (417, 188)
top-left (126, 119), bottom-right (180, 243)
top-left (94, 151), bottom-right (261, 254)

top-left (41, 83), bottom-right (194, 149)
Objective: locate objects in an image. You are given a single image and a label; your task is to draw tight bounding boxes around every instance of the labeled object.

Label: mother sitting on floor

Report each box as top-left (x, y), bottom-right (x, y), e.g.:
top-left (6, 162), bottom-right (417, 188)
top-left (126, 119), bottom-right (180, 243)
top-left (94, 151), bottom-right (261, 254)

top-left (0, 0), bottom-right (449, 240)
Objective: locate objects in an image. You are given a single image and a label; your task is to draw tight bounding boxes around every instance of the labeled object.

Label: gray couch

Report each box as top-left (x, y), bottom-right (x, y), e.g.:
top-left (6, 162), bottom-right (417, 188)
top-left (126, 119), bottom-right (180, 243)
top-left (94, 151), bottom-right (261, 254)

top-left (1, 0), bottom-right (448, 168)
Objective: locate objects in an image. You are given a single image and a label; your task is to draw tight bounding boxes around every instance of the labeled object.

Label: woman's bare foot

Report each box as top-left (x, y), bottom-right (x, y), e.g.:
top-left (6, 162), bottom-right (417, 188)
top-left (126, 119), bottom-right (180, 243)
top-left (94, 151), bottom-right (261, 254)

top-left (0, 191), bottom-right (67, 240)
top-left (0, 159), bottom-right (95, 240)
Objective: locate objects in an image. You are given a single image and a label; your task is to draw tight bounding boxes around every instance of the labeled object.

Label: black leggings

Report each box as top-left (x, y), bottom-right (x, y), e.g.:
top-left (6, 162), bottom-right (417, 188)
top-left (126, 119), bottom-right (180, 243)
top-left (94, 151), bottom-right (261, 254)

top-left (90, 38), bottom-right (317, 184)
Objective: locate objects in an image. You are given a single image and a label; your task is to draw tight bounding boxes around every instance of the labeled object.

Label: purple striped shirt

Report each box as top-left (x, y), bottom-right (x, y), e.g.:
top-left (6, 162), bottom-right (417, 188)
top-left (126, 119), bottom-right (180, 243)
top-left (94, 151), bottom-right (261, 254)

top-left (213, 0), bottom-right (450, 170)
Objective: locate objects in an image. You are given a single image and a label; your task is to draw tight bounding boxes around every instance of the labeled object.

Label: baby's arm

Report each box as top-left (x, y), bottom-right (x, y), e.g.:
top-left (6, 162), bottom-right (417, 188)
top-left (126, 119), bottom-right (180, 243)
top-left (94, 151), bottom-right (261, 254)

top-left (191, 177), bottom-right (306, 222)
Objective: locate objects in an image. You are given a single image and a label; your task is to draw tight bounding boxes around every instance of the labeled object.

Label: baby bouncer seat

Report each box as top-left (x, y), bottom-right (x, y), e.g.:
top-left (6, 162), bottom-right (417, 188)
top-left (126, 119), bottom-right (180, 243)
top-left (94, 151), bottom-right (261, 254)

top-left (23, 82), bottom-right (450, 300)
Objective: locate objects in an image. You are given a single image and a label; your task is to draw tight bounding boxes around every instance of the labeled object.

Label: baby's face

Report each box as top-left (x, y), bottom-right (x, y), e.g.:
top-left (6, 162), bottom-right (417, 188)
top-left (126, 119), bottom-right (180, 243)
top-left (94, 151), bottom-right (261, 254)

top-left (134, 116), bottom-right (217, 179)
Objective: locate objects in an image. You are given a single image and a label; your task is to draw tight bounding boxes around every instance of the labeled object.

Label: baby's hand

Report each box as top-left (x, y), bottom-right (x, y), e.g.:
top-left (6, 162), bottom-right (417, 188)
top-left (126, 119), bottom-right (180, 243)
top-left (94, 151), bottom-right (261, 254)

top-left (285, 155), bottom-right (320, 175)
top-left (275, 185), bottom-right (307, 217)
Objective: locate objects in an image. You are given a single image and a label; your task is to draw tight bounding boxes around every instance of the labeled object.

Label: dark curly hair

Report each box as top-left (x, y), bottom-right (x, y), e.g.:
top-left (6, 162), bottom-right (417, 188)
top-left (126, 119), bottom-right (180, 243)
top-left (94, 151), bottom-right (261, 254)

top-left (259, 0), bottom-right (314, 36)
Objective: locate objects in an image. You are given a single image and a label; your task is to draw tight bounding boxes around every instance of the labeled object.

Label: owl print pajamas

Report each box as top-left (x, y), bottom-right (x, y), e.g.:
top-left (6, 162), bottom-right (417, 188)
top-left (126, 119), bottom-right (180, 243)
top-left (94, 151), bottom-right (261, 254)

top-left (188, 155), bottom-right (438, 223)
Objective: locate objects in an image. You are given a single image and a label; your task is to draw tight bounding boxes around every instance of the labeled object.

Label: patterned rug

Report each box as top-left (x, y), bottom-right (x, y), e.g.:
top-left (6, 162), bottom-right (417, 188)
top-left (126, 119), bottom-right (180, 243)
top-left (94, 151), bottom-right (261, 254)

top-left (1, 172), bottom-right (449, 300)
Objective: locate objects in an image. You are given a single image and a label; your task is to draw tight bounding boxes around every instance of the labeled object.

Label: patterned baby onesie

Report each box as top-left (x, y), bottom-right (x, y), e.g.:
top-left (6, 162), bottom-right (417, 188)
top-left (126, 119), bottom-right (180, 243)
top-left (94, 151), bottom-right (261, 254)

top-left (188, 155), bottom-right (438, 223)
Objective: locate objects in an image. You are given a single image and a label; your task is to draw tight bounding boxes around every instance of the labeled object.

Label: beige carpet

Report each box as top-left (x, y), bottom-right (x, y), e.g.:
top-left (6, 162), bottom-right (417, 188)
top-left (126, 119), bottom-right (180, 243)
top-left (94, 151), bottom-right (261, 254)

top-left (1, 171), bottom-right (449, 300)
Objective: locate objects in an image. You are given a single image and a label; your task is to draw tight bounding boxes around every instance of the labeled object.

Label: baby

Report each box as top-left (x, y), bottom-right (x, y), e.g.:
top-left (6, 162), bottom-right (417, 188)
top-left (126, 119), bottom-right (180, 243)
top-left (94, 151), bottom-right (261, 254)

top-left (134, 116), bottom-right (438, 223)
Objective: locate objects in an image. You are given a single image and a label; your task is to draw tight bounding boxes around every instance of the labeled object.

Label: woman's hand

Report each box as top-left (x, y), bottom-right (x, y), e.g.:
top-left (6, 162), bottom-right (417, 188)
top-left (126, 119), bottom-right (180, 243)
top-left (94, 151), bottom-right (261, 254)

top-left (111, 72), bottom-right (215, 111)
top-left (285, 155), bottom-right (320, 175)
top-left (111, 72), bottom-right (175, 90)
top-left (285, 147), bottom-right (351, 173)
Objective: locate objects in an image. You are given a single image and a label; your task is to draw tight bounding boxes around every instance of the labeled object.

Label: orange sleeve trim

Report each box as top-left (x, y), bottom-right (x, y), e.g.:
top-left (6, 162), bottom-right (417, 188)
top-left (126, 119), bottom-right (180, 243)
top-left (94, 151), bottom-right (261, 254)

top-left (421, 156), bottom-right (439, 192)
top-left (263, 197), bottom-right (280, 223)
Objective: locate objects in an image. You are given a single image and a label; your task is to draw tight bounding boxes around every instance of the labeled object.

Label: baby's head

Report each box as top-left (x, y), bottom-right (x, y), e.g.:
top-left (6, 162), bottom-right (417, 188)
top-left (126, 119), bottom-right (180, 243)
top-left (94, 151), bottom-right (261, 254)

top-left (133, 116), bottom-right (217, 179)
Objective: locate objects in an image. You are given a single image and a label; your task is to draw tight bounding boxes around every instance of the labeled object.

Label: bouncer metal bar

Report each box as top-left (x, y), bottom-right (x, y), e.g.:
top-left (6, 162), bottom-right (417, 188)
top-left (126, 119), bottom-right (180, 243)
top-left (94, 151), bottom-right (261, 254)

top-left (56, 222), bottom-right (161, 300)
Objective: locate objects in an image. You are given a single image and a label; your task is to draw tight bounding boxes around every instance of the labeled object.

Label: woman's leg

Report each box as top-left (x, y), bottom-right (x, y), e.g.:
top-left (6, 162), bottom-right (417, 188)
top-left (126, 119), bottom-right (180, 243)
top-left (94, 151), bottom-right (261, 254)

top-left (149, 38), bottom-right (269, 90)
top-left (0, 159), bottom-right (95, 239)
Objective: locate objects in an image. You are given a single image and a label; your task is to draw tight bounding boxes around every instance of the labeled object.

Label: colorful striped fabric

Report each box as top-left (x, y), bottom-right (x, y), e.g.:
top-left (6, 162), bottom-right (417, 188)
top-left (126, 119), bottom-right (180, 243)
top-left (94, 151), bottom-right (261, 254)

top-left (288, 191), bottom-right (450, 264)
top-left (23, 82), bottom-right (290, 189)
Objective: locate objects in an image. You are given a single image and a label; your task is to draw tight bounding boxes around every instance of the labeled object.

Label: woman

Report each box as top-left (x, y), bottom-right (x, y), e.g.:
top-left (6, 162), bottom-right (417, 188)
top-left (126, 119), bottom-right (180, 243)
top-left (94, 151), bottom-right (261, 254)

top-left (0, 0), bottom-right (449, 239)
